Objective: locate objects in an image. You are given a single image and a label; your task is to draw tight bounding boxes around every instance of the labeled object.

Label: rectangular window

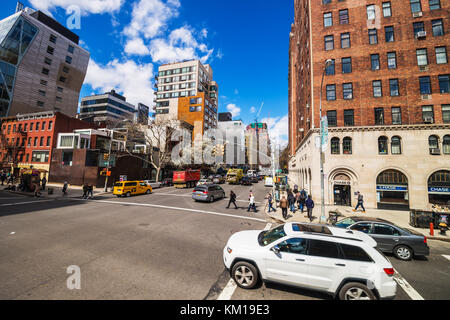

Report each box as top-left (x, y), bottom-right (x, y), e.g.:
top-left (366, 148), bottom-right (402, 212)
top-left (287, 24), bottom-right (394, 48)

top-left (339, 9), bottom-right (349, 24)
top-left (68, 45), bottom-right (74, 53)
top-left (422, 105), bottom-right (434, 123)
top-left (327, 110), bottom-right (337, 126)
top-left (392, 107), bottom-right (402, 124)
top-left (341, 33), bottom-right (350, 48)
top-left (325, 59), bottom-right (335, 75)
top-left (344, 109), bottom-right (354, 126)
top-left (432, 19), bottom-right (444, 36)
top-left (49, 34), bottom-right (57, 43)
top-left (419, 76), bottom-right (432, 94)
top-left (29, 123), bottom-right (33, 131)
top-left (40, 137), bottom-right (44, 146)
top-left (442, 105), bottom-right (450, 123)
top-left (57, 87), bottom-right (64, 93)
top-left (37, 101), bottom-right (44, 107)
top-left (385, 26), bottom-right (394, 42)
top-left (44, 57), bottom-right (52, 65)
top-left (59, 76), bottom-right (66, 83)
top-left (47, 136), bottom-right (51, 147)
top-left (413, 22), bottom-right (425, 37)
top-left (375, 108), bottom-right (385, 124)
top-left (323, 0), bottom-right (331, 3)
top-left (369, 29), bottom-right (378, 44)
top-left (429, 0), bottom-right (441, 10)
top-left (31, 151), bottom-right (49, 163)
top-left (416, 48), bottom-right (428, 66)
top-left (42, 68), bottom-right (49, 75)
top-left (56, 96), bottom-right (62, 102)
top-left (382, 2), bottom-right (392, 17)
top-left (324, 35), bottom-right (334, 51)
top-left (33, 137), bottom-right (38, 146)
top-left (40, 79), bottom-right (47, 86)
top-left (389, 79), bottom-right (399, 96)
top-left (387, 52), bottom-right (397, 69)
top-left (436, 47), bottom-right (447, 64)
top-left (42, 122), bottom-right (46, 131)
top-left (47, 46), bottom-right (54, 55)
top-left (48, 121), bottom-right (53, 131)
top-left (367, 5), bottom-right (376, 20)
top-left (63, 66), bottom-right (70, 73)
top-left (410, 0), bottom-right (422, 13)
top-left (343, 83), bottom-right (353, 100)
top-left (373, 80), bottom-right (382, 97)
top-left (38, 89), bottom-right (46, 97)
top-left (65, 56), bottom-right (72, 64)
top-left (35, 122), bottom-right (40, 131)
top-left (324, 12), bottom-right (332, 27)
top-left (326, 84), bottom-right (336, 101)
top-left (439, 75), bottom-right (450, 93)
top-left (342, 57), bottom-right (352, 73)
top-left (371, 54), bottom-right (380, 70)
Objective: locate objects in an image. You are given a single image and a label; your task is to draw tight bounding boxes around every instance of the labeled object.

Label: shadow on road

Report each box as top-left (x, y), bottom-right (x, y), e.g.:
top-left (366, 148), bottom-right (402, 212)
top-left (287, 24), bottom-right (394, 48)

top-left (263, 281), bottom-right (333, 300)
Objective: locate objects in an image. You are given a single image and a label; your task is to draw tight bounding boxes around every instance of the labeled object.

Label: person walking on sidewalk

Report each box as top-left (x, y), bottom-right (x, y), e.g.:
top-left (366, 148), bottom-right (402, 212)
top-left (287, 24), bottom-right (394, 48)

top-left (247, 193), bottom-right (256, 213)
top-left (227, 190), bottom-right (238, 209)
top-left (41, 176), bottom-right (47, 191)
top-left (280, 196), bottom-right (288, 220)
top-left (267, 192), bottom-right (276, 213)
top-left (288, 191), bottom-right (296, 213)
top-left (353, 191), bottom-right (366, 213)
top-left (1, 171), bottom-right (5, 185)
top-left (298, 189), bottom-right (306, 213)
top-left (88, 184), bottom-right (94, 199)
top-left (62, 181), bottom-right (68, 196)
top-left (34, 183), bottom-right (41, 197)
top-left (82, 183), bottom-right (88, 199)
top-left (305, 195), bottom-right (315, 222)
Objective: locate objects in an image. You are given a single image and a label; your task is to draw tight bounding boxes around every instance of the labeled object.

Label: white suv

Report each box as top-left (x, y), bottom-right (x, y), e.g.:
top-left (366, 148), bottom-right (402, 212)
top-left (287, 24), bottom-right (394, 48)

top-left (223, 222), bottom-right (397, 300)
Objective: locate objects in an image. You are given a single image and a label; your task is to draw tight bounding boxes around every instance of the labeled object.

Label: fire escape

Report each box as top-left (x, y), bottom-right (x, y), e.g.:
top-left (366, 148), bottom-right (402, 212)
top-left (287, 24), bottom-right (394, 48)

top-left (0, 124), bottom-right (27, 171)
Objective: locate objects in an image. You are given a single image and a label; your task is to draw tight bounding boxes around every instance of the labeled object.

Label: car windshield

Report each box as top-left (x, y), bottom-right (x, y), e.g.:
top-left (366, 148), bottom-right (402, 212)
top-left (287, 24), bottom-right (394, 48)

top-left (258, 225), bottom-right (286, 246)
top-left (114, 182), bottom-right (123, 187)
top-left (335, 217), bottom-right (357, 228)
top-left (194, 186), bottom-right (206, 191)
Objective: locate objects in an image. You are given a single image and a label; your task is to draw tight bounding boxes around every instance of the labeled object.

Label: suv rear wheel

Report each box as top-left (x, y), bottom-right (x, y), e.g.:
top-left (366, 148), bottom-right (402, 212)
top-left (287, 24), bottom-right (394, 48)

top-left (231, 262), bottom-right (259, 289)
top-left (339, 282), bottom-right (376, 300)
top-left (339, 282), bottom-right (377, 300)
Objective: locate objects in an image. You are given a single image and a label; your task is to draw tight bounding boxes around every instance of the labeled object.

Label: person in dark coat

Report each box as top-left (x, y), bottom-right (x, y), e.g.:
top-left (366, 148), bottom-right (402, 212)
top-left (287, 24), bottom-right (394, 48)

top-left (288, 191), bottom-right (296, 213)
top-left (41, 176), bottom-right (47, 191)
top-left (298, 189), bottom-right (307, 213)
top-left (305, 195), bottom-right (315, 222)
top-left (267, 193), bottom-right (276, 213)
top-left (62, 181), bottom-right (68, 196)
top-left (82, 183), bottom-right (88, 199)
top-left (88, 184), bottom-right (94, 199)
top-left (227, 190), bottom-right (238, 209)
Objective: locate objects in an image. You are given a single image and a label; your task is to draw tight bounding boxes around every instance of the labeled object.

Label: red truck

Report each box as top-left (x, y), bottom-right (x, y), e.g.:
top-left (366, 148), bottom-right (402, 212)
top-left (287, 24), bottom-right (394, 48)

top-left (173, 170), bottom-right (201, 188)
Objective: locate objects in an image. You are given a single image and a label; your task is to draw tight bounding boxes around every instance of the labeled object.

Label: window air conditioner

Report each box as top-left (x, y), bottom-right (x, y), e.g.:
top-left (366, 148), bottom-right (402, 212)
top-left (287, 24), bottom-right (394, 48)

top-left (419, 65), bottom-right (428, 71)
top-left (421, 94), bottom-right (431, 100)
top-left (412, 11), bottom-right (423, 18)
top-left (416, 31), bottom-right (426, 38)
top-left (423, 117), bottom-right (434, 123)
top-left (430, 148), bottom-right (441, 155)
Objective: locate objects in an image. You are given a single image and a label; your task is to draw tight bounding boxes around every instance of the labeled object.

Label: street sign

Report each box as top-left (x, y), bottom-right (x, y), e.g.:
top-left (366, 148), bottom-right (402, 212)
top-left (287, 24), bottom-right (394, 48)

top-left (321, 116), bottom-right (328, 152)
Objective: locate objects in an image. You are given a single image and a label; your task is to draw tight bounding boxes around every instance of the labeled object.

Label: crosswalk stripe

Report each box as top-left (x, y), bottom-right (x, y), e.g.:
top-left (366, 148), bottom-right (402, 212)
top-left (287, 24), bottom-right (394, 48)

top-left (393, 269), bottom-right (425, 300)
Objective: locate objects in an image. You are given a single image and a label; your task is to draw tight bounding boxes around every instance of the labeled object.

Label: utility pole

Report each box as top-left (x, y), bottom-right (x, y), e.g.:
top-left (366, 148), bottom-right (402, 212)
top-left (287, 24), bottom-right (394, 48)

top-left (104, 129), bottom-right (113, 192)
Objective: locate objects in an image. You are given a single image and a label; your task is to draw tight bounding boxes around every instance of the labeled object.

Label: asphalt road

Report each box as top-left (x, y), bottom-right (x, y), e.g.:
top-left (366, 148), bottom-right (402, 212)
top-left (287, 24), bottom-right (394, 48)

top-left (0, 182), bottom-right (449, 300)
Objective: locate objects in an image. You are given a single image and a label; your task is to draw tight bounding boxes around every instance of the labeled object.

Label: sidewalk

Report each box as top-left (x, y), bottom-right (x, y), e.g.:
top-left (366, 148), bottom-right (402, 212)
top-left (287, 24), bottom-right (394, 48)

top-left (1, 183), bottom-right (110, 199)
top-left (263, 203), bottom-right (450, 242)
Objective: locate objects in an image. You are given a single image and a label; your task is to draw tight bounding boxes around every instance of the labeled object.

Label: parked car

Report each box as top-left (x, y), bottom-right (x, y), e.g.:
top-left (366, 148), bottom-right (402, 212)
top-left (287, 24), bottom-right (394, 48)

top-left (192, 184), bottom-right (226, 202)
top-left (143, 180), bottom-right (162, 189)
top-left (161, 178), bottom-right (173, 187)
top-left (249, 174), bottom-right (259, 183)
top-left (258, 174), bottom-right (265, 181)
top-left (223, 222), bottom-right (397, 300)
top-left (240, 176), bottom-right (253, 186)
top-left (113, 181), bottom-right (152, 197)
top-left (334, 216), bottom-right (430, 261)
top-left (197, 178), bottom-right (214, 186)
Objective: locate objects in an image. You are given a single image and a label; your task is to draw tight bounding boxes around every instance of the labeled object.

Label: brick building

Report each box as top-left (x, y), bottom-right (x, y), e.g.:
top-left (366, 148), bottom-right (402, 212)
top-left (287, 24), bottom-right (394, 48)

top-left (288, 0), bottom-right (450, 211)
top-left (0, 111), bottom-right (97, 178)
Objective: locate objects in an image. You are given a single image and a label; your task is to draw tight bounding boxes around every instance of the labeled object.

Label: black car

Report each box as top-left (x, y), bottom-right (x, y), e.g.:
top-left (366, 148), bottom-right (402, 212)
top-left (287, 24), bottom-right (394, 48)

top-left (334, 216), bottom-right (430, 261)
top-left (240, 176), bottom-right (253, 186)
top-left (249, 175), bottom-right (259, 183)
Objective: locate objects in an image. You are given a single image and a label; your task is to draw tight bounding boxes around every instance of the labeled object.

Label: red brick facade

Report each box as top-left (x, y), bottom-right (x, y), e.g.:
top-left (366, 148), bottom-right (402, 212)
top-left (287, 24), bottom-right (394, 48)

top-left (289, 0), bottom-right (450, 154)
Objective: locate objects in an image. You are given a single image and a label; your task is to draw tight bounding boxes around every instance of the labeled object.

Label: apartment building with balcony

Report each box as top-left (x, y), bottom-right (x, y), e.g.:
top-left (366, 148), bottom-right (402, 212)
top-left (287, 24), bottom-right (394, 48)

top-left (0, 7), bottom-right (90, 117)
top-left (288, 0), bottom-right (450, 211)
top-left (154, 60), bottom-right (219, 139)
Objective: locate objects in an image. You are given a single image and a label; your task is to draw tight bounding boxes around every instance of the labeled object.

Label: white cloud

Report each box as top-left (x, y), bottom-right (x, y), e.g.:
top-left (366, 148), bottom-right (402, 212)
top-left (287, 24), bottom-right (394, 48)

top-left (123, 0), bottom-right (181, 39)
top-left (261, 114), bottom-right (289, 148)
top-left (226, 104), bottom-right (241, 118)
top-left (29, 0), bottom-right (124, 15)
top-left (250, 106), bottom-right (256, 113)
top-left (234, 89), bottom-right (239, 95)
top-left (84, 59), bottom-right (154, 107)
top-left (149, 26), bottom-right (213, 63)
top-left (125, 38), bottom-right (150, 55)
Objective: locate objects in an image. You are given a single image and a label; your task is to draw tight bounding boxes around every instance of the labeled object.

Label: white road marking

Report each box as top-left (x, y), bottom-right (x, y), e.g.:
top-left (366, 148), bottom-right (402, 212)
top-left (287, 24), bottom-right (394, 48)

top-left (442, 255), bottom-right (450, 261)
top-left (0, 199), bottom-right (55, 207)
top-left (393, 269), bottom-right (425, 300)
top-left (72, 199), bottom-right (268, 223)
top-left (217, 222), bottom-right (272, 300)
top-left (149, 192), bottom-right (262, 203)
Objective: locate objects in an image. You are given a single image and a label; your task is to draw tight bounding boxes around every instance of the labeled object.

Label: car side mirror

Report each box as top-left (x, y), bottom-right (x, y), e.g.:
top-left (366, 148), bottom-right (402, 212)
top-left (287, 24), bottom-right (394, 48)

top-left (271, 245), bottom-right (280, 254)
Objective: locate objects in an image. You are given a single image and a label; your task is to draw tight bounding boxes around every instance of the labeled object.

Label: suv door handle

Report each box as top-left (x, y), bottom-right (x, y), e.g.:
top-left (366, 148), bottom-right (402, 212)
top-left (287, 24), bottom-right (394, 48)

top-left (296, 258), bottom-right (305, 262)
top-left (335, 263), bottom-right (346, 267)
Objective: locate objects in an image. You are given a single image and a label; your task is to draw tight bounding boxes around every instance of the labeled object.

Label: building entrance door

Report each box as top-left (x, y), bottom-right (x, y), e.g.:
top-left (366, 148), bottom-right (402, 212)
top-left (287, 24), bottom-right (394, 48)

top-left (334, 184), bottom-right (351, 206)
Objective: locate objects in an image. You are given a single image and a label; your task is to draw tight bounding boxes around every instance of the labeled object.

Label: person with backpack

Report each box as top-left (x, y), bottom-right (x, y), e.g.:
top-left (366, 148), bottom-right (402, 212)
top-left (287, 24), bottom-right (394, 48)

top-left (305, 195), bottom-right (315, 222)
top-left (227, 190), bottom-right (238, 209)
top-left (353, 191), bottom-right (366, 213)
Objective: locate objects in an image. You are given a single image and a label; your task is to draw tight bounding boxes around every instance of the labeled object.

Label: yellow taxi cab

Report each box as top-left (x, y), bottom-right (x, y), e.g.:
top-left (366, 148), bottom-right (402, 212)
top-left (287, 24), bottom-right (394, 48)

top-left (113, 181), bottom-right (152, 197)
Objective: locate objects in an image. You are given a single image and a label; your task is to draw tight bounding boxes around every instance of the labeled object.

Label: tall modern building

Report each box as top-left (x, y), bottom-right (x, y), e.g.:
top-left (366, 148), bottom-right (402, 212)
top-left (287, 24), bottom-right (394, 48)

top-left (79, 90), bottom-right (136, 126)
top-left (217, 119), bottom-right (246, 166)
top-left (136, 103), bottom-right (150, 124)
top-left (245, 122), bottom-right (271, 170)
top-left (0, 7), bottom-right (90, 117)
top-left (288, 0), bottom-right (450, 211)
top-left (154, 60), bottom-right (219, 138)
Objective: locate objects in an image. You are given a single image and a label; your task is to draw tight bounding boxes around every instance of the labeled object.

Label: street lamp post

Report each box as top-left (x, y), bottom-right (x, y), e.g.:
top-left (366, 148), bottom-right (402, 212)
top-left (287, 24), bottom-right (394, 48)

top-left (319, 59), bottom-right (333, 224)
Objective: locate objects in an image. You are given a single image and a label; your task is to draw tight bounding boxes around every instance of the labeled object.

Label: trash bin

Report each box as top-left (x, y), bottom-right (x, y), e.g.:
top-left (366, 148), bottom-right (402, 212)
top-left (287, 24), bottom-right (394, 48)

top-left (47, 188), bottom-right (53, 195)
top-left (433, 212), bottom-right (449, 228)
top-left (409, 210), bottom-right (434, 228)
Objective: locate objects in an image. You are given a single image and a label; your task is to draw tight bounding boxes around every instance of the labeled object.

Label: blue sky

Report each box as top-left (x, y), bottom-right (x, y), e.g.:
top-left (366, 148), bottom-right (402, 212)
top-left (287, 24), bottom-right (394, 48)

top-left (1, 0), bottom-right (292, 145)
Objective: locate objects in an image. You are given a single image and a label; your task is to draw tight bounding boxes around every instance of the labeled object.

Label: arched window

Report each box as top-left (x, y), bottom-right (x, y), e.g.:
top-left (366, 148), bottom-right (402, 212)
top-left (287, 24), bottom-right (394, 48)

top-left (429, 135), bottom-right (440, 154)
top-left (443, 135), bottom-right (450, 155)
top-left (331, 137), bottom-right (340, 154)
top-left (378, 136), bottom-right (388, 154)
top-left (391, 136), bottom-right (402, 154)
top-left (343, 137), bottom-right (352, 154)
